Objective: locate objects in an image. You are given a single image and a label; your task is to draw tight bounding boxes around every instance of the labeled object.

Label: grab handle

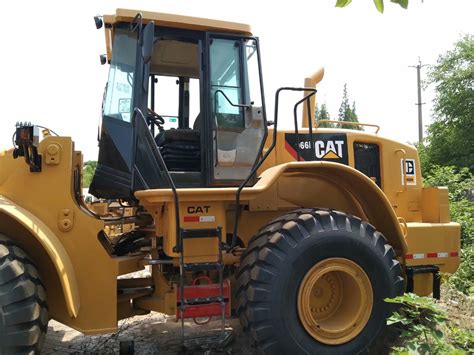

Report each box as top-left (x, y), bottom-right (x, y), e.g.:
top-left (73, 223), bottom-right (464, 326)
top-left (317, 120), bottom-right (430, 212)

top-left (395, 148), bottom-right (407, 194)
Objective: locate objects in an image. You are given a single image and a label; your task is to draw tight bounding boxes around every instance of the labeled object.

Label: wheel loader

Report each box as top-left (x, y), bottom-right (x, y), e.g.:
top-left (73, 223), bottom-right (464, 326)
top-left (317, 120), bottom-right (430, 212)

top-left (0, 9), bottom-right (461, 354)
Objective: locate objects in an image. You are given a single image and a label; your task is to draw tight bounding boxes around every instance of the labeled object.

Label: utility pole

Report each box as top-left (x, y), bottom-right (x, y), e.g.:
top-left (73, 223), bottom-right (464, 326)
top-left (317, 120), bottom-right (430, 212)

top-left (409, 58), bottom-right (427, 143)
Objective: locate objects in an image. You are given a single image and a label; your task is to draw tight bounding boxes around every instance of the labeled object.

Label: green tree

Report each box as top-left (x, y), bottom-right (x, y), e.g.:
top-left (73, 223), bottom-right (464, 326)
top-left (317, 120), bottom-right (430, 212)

top-left (348, 101), bottom-right (359, 124)
top-left (423, 35), bottom-right (474, 172)
top-left (338, 84), bottom-right (362, 130)
top-left (315, 102), bottom-right (333, 128)
top-left (83, 161), bottom-right (97, 188)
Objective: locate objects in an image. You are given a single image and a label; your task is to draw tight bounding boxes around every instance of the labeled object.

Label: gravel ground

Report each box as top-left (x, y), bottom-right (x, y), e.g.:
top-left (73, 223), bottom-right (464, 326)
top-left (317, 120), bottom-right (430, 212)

top-left (42, 286), bottom-right (473, 354)
top-left (43, 314), bottom-right (253, 354)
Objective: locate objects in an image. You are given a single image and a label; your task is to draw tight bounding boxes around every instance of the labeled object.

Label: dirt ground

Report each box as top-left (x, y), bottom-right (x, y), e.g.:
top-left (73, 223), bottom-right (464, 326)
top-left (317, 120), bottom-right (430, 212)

top-left (43, 315), bottom-right (253, 354)
top-left (438, 285), bottom-right (474, 332)
top-left (42, 285), bottom-right (473, 354)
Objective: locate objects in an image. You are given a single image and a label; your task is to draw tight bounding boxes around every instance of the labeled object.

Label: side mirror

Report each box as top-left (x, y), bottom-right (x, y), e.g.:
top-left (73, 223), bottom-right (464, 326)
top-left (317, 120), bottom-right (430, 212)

top-left (93, 16), bottom-right (103, 29)
top-left (141, 22), bottom-right (154, 64)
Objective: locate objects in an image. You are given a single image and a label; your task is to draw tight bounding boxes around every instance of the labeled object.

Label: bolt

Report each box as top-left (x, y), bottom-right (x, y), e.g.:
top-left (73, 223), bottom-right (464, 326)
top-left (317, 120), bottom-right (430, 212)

top-left (313, 287), bottom-right (323, 297)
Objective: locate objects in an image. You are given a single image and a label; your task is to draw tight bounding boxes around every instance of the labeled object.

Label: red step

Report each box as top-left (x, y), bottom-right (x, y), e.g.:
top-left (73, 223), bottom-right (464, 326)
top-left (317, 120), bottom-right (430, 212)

top-left (177, 279), bottom-right (231, 319)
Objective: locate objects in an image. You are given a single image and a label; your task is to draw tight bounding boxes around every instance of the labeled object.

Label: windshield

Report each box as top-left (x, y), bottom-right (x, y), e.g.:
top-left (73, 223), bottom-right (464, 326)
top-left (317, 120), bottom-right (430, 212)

top-left (103, 29), bottom-right (138, 122)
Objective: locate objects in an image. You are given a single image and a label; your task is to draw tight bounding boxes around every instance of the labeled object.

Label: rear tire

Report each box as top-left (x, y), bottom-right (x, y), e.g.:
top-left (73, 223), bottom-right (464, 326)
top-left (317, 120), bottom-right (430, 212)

top-left (0, 234), bottom-right (49, 354)
top-left (235, 209), bottom-right (404, 354)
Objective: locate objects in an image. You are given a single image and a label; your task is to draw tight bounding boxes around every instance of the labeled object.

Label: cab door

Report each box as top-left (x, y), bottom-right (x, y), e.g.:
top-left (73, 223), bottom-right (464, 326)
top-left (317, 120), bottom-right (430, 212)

top-left (205, 35), bottom-right (267, 186)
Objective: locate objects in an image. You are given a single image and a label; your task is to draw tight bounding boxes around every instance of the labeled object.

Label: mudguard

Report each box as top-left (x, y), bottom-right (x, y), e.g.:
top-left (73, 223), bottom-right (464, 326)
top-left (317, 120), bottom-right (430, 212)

top-left (0, 195), bottom-right (80, 318)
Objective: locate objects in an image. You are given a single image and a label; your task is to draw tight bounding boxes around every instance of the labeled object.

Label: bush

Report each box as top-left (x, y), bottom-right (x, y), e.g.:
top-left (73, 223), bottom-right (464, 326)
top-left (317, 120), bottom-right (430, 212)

top-left (447, 323), bottom-right (474, 352)
top-left (83, 160), bottom-right (97, 188)
top-left (385, 293), bottom-right (471, 354)
top-left (447, 245), bottom-right (474, 295)
top-left (422, 165), bottom-right (474, 295)
top-left (423, 166), bottom-right (473, 202)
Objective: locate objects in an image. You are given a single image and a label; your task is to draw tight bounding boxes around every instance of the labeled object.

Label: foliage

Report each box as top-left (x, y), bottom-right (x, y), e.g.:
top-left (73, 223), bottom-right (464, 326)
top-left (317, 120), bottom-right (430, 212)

top-left (424, 35), bottom-right (474, 172)
top-left (315, 103), bottom-right (334, 128)
top-left (423, 166), bottom-right (474, 245)
top-left (416, 142), bottom-right (431, 175)
top-left (423, 166), bottom-right (473, 202)
top-left (335, 0), bottom-right (408, 13)
top-left (385, 293), bottom-right (468, 354)
top-left (447, 322), bottom-right (474, 352)
top-left (451, 199), bottom-right (474, 248)
top-left (448, 245), bottom-right (474, 295)
top-left (423, 165), bottom-right (474, 294)
top-left (83, 160), bottom-right (97, 188)
top-left (419, 36), bottom-right (474, 297)
top-left (337, 84), bottom-right (363, 130)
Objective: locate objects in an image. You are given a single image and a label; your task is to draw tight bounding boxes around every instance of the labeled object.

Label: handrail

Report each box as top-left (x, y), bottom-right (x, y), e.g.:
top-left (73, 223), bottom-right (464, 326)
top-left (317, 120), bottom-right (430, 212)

top-left (229, 87), bottom-right (317, 251)
top-left (315, 120), bottom-right (380, 134)
top-left (293, 90), bottom-right (317, 161)
top-left (132, 108), bottom-right (181, 250)
top-left (397, 217), bottom-right (408, 238)
top-left (395, 148), bottom-right (407, 194)
top-left (214, 89), bottom-right (251, 109)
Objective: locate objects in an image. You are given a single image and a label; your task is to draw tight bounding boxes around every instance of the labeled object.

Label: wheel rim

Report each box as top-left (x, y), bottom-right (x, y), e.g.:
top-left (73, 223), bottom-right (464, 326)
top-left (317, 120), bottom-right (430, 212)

top-left (297, 258), bottom-right (373, 345)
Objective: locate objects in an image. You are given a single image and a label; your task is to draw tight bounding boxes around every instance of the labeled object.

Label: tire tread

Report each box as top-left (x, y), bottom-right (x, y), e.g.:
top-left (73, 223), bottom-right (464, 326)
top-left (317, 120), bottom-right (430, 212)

top-left (235, 208), bottom-right (404, 353)
top-left (0, 234), bottom-right (48, 354)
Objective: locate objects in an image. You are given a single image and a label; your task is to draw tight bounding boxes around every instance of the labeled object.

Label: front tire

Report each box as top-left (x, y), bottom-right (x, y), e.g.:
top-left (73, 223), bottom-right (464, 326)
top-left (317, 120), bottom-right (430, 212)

top-left (235, 209), bottom-right (404, 354)
top-left (0, 234), bottom-right (49, 354)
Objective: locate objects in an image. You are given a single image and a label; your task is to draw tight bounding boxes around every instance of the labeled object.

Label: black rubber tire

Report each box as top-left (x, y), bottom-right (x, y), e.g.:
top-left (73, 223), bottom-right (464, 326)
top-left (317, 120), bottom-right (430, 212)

top-left (235, 209), bottom-right (404, 354)
top-left (0, 234), bottom-right (49, 355)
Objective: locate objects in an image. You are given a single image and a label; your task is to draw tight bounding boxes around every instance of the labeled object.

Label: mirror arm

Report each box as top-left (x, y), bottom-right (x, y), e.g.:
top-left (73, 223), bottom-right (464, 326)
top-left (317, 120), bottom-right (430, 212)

top-left (130, 12), bottom-right (143, 38)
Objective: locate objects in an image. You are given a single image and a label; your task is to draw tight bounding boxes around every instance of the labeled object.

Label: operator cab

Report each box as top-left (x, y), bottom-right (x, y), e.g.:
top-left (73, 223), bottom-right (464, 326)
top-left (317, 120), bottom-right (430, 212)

top-left (90, 10), bottom-right (267, 199)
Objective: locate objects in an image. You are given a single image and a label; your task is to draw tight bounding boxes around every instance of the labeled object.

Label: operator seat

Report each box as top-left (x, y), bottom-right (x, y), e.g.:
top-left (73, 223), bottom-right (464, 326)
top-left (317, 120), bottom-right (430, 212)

top-left (193, 113), bottom-right (202, 131)
top-left (155, 128), bottom-right (201, 172)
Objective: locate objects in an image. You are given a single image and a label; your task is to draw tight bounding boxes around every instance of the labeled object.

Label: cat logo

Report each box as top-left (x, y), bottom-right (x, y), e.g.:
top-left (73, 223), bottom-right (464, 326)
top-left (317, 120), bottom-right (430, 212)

top-left (315, 140), bottom-right (345, 159)
top-left (401, 159), bottom-right (416, 185)
top-left (284, 133), bottom-right (349, 165)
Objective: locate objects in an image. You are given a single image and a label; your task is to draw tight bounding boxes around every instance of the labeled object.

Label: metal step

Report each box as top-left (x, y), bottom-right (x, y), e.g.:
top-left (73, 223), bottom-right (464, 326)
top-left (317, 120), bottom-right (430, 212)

top-left (182, 262), bottom-right (222, 271)
top-left (178, 225), bottom-right (227, 344)
top-left (182, 296), bottom-right (224, 306)
top-left (181, 227), bottom-right (221, 239)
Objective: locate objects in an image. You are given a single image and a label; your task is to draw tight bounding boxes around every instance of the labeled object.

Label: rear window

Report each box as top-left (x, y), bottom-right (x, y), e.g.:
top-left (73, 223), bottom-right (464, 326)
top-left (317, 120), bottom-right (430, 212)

top-left (354, 142), bottom-right (381, 188)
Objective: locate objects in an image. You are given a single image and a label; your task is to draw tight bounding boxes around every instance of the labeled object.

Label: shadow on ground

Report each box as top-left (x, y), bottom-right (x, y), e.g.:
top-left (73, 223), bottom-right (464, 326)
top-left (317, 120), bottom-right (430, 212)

top-left (43, 313), bottom-right (253, 354)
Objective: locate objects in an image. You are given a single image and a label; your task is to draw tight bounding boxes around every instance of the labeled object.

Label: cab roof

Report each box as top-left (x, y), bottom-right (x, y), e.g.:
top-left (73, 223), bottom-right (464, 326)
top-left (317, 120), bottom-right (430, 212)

top-left (103, 8), bottom-right (252, 35)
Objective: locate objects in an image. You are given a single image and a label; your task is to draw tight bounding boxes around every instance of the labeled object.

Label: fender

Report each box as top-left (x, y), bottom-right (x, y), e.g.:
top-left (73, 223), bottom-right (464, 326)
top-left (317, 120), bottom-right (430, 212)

top-left (275, 162), bottom-right (408, 255)
top-left (0, 195), bottom-right (80, 318)
top-left (136, 161), bottom-right (407, 255)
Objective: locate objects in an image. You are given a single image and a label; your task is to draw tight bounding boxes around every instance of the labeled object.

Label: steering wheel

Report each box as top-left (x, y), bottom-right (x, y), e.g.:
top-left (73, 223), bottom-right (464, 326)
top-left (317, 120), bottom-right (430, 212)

top-left (146, 108), bottom-right (165, 132)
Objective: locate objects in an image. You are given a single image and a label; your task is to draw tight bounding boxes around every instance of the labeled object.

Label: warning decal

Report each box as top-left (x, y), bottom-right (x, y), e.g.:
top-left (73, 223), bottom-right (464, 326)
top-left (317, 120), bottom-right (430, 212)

top-left (183, 215), bottom-right (216, 223)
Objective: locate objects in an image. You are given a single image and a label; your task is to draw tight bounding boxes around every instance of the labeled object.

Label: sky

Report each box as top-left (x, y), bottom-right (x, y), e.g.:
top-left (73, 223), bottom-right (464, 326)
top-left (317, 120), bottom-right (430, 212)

top-left (0, 0), bottom-right (472, 161)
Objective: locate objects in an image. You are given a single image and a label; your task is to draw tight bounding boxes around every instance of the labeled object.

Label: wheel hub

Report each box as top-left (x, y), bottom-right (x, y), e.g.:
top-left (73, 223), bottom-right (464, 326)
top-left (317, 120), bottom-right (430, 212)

top-left (297, 258), bottom-right (373, 345)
